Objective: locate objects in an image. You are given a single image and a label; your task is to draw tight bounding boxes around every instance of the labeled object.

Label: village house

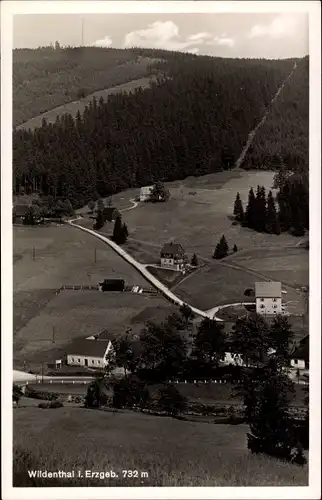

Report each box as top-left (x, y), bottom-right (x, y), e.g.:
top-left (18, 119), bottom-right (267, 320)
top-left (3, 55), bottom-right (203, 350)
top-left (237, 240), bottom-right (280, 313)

top-left (139, 185), bottom-right (154, 202)
top-left (290, 335), bottom-right (309, 370)
top-left (160, 242), bottom-right (186, 272)
top-left (65, 338), bottom-right (113, 368)
top-left (255, 281), bottom-right (282, 315)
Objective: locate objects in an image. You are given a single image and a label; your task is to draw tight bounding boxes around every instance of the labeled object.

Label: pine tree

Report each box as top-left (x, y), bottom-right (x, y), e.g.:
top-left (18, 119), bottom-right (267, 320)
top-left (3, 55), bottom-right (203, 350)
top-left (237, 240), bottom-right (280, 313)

top-left (213, 235), bottom-right (229, 259)
top-left (122, 223), bottom-right (129, 241)
top-left (254, 185), bottom-right (267, 232)
top-left (112, 215), bottom-right (124, 244)
top-left (191, 253), bottom-right (198, 266)
top-left (266, 190), bottom-right (280, 234)
top-left (244, 187), bottom-right (256, 229)
top-left (233, 244), bottom-right (238, 252)
top-left (95, 209), bottom-right (105, 230)
top-left (233, 192), bottom-right (244, 222)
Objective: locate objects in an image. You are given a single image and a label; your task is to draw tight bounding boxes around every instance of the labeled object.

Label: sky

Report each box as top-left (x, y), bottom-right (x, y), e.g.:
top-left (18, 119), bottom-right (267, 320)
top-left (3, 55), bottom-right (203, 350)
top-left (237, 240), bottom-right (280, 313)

top-left (13, 12), bottom-right (309, 59)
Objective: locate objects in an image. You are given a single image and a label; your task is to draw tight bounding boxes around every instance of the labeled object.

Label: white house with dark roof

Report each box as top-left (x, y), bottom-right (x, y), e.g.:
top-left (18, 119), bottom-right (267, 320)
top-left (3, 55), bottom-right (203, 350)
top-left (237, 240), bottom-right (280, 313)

top-left (255, 281), bottom-right (282, 315)
top-left (65, 338), bottom-right (113, 368)
top-left (139, 185), bottom-right (154, 202)
top-left (160, 242), bottom-right (186, 271)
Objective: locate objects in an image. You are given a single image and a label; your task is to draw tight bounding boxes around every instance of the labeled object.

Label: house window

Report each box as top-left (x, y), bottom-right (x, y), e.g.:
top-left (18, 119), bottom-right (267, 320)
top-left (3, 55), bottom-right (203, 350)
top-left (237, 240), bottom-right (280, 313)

top-left (273, 304), bottom-right (277, 309)
top-left (97, 360), bottom-right (100, 364)
top-left (260, 304), bottom-right (265, 309)
top-left (78, 359), bottom-right (81, 362)
top-left (273, 298), bottom-right (277, 302)
top-left (260, 298), bottom-right (264, 302)
top-left (92, 360), bottom-right (94, 364)
top-left (71, 357), bottom-right (74, 362)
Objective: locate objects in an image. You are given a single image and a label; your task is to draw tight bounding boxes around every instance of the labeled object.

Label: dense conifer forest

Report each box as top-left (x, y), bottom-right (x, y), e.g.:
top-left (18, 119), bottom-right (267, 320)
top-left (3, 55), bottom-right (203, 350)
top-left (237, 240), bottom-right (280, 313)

top-left (242, 56), bottom-right (309, 173)
top-left (13, 49), bottom-right (299, 210)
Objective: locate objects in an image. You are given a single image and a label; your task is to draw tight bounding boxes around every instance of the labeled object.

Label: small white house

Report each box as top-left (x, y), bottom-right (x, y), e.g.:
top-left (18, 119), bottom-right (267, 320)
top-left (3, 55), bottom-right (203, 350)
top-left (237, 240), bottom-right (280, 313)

top-left (66, 339), bottom-right (113, 368)
top-left (139, 185), bottom-right (154, 202)
top-left (255, 281), bottom-right (282, 315)
top-left (160, 242), bottom-right (186, 272)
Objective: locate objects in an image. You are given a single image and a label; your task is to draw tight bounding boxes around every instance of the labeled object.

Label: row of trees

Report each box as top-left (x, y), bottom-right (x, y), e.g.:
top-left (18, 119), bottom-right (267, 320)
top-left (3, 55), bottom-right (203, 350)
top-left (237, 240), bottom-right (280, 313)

top-left (234, 178), bottom-right (308, 237)
top-left (13, 197), bottom-right (75, 225)
top-left (13, 55), bottom-right (294, 208)
top-left (84, 307), bottom-right (307, 464)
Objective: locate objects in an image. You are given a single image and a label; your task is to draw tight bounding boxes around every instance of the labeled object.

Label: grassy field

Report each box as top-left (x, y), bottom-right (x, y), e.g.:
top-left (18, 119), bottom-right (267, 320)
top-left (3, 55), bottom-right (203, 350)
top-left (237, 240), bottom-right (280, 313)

top-left (13, 225), bottom-right (173, 370)
top-left (116, 170), bottom-right (303, 260)
top-left (13, 47), bottom-right (158, 127)
top-left (13, 406), bottom-right (308, 486)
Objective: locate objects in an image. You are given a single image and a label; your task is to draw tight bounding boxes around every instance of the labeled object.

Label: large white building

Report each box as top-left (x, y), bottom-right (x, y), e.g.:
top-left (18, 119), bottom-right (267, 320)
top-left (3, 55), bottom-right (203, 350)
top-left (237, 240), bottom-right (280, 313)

top-left (139, 185), bottom-right (154, 202)
top-left (65, 338), bottom-right (113, 368)
top-left (255, 281), bottom-right (282, 315)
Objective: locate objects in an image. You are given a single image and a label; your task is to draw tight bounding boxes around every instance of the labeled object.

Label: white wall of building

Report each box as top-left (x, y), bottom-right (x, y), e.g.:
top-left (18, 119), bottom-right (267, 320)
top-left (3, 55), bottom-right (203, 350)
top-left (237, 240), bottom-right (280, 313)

top-left (290, 359), bottom-right (306, 370)
top-left (161, 257), bottom-right (184, 271)
top-left (66, 354), bottom-right (106, 367)
top-left (139, 186), bottom-right (154, 202)
top-left (256, 297), bottom-right (282, 315)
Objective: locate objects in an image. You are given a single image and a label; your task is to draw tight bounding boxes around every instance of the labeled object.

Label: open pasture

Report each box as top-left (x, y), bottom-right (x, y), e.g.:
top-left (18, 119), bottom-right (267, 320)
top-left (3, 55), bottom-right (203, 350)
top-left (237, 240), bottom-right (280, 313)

top-left (13, 225), bottom-right (150, 292)
top-left (13, 290), bottom-right (171, 369)
top-left (226, 247), bottom-right (309, 289)
top-left (13, 406), bottom-right (307, 486)
top-left (174, 264), bottom-right (257, 311)
top-left (119, 170), bottom-right (303, 261)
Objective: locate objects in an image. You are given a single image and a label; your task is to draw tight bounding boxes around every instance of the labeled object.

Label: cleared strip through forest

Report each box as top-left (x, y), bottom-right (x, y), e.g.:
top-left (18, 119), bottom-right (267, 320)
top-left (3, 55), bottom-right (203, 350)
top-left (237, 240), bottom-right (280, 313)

top-left (235, 62), bottom-right (297, 170)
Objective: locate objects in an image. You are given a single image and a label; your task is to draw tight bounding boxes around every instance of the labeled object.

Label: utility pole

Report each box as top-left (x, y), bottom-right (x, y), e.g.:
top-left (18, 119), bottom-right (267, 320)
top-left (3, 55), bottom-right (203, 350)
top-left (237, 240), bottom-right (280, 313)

top-left (32, 246), bottom-right (35, 261)
top-left (52, 326), bottom-right (56, 344)
top-left (41, 363), bottom-right (44, 384)
top-left (94, 248), bottom-right (97, 264)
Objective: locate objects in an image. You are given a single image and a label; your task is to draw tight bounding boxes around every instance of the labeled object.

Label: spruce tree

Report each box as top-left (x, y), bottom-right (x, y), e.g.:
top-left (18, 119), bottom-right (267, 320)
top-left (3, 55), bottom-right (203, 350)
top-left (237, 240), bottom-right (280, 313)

top-left (95, 209), bottom-right (105, 230)
top-left (213, 235), bottom-right (229, 259)
top-left (254, 185), bottom-right (267, 232)
top-left (244, 187), bottom-right (256, 229)
top-left (233, 192), bottom-right (244, 222)
top-left (122, 223), bottom-right (129, 242)
top-left (191, 253), bottom-right (198, 266)
top-left (233, 244), bottom-right (238, 252)
top-left (112, 215), bottom-right (124, 244)
top-left (266, 190), bottom-right (280, 234)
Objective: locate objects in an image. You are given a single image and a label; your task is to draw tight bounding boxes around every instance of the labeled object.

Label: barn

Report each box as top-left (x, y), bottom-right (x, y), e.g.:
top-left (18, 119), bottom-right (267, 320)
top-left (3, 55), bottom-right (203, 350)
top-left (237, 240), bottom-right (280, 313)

top-left (99, 279), bottom-right (125, 292)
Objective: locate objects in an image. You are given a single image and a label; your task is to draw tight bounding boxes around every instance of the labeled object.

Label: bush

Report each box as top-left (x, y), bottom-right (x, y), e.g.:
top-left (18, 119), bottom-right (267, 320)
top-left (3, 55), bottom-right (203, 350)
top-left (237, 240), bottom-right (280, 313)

top-left (38, 403), bottom-right (50, 409)
top-left (50, 400), bottom-right (64, 408)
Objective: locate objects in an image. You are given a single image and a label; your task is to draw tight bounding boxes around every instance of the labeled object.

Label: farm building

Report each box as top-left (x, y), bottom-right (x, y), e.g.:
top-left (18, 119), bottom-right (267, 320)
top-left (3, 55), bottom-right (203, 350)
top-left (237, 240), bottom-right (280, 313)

top-left (290, 335), bottom-right (309, 370)
top-left (255, 281), bottom-right (282, 316)
top-left (65, 339), bottom-right (113, 368)
top-left (139, 185), bottom-right (154, 202)
top-left (99, 279), bottom-right (125, 292)
top-left (160, 242), bottom-right (186, 272)
top-left (103, 207), bottom-right (120, 222)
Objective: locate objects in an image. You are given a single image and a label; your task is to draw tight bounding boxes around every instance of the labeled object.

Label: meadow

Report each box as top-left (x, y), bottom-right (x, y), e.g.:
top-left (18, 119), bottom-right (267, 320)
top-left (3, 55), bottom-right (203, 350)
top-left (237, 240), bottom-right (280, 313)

top-left (13, 224), bottom-right (173, 370)
top-left (13, 406), bottom-right (308, 487)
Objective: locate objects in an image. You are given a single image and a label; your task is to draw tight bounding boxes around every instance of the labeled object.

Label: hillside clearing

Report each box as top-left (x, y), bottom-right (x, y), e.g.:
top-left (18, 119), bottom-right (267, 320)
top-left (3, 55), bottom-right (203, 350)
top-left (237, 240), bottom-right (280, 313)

top-left (13, 406), bottom-right (308, 486)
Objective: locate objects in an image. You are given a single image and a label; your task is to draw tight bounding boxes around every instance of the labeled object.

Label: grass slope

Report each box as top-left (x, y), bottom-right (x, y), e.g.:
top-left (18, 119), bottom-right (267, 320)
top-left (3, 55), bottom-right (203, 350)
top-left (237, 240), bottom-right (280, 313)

top-left (13, 406), bottom-right (308, 486)
top-left (13, 47), bottom-right (158, 127)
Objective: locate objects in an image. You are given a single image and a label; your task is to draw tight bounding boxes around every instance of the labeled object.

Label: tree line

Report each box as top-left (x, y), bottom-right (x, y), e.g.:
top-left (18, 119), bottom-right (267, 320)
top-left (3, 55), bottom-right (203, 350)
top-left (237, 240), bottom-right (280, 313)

top-left (84, 306), bottom-right (307, 465)
top-left (233, 176), bottom-right (309, 237)
top-left (13, 55), bottom-right (295, 209)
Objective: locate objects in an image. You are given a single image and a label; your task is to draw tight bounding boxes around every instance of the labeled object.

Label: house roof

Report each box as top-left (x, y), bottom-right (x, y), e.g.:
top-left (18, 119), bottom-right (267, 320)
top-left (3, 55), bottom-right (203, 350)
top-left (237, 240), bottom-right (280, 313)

top-left (292, 335), bottom-right (309, 362)
top-left (140, 185), bottom-right (154, 192)
top-left (67, 339), bottom-right (111, 358)
top-left (255, 281), bottom-right (282, 298)
top-left (161, 242), bottom-right (185, 255)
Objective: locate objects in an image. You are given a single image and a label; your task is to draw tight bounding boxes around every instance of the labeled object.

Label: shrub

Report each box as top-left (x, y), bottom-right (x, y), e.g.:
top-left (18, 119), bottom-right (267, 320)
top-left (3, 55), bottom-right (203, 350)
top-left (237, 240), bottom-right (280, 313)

top-left (38, 403), bottom-right (50, 409)
top-left (50, 400), bottom-right (64, 408)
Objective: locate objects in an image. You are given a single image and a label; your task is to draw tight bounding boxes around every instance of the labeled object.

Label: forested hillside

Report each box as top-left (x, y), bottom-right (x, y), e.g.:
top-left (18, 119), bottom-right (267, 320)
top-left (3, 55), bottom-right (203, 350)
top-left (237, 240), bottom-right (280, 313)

top-left (13, 51), bottom-right (296, 209)
top-left (242, 56), bottom-right (309, 173)
top-left (13, 46), bottom-right (157, 126)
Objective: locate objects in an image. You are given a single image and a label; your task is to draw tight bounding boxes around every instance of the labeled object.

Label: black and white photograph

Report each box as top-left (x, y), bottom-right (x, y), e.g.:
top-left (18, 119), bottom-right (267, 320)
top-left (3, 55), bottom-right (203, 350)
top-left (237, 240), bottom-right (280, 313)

top-left (1, 1), bottom-right (321, 498)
